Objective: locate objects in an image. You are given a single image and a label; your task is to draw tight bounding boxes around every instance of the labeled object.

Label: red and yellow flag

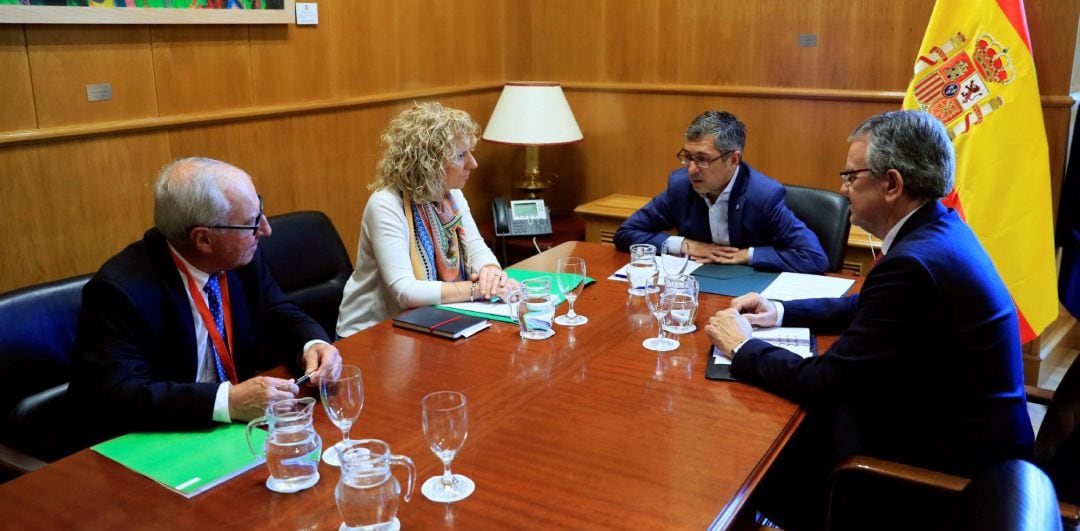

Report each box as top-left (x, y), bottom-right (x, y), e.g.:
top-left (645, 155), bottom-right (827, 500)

top-left (903, 0), bottom-right (1057, 343)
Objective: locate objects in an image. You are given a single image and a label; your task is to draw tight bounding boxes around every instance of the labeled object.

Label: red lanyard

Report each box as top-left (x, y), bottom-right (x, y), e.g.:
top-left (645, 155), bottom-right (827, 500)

top-left (169, 249), bottom-right (238, 384)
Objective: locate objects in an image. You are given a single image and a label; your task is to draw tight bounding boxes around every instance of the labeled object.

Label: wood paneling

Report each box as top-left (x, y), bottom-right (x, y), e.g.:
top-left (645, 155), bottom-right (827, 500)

top-left (330, 0), bottom-right (400, 96)
top-left (25, 25), bottom-right (157, 128)
top-left (250, 1), bottom-right (333, 105)
top-left (0, 26), bottom-right (36, 132)
top-left (150, 26), bottom-right (254, 116)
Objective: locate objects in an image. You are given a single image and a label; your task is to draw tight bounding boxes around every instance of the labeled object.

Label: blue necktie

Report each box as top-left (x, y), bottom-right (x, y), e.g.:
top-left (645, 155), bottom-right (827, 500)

top-left (203, 273), bottom-right (229, 383)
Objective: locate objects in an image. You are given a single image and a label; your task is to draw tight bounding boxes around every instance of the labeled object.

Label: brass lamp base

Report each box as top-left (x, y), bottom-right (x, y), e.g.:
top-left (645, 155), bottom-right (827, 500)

top-left (515, 145), bottom-right (549, 199)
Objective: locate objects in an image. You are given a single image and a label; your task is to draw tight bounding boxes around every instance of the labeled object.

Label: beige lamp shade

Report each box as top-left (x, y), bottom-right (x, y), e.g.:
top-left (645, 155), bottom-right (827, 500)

top-left (482, 82), bottom-right (583, 145)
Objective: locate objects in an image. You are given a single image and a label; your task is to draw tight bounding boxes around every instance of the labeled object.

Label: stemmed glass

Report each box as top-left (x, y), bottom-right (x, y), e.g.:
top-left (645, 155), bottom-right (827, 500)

top-left (554, 256), bottom-right (588, 326)
top-left (420, 391), bottom-right (475, 502)
top-left (319, 364), bottom-right (364, 466)
top-left (642, 276), bottom-right (680, 352)
top-left (659, 240), bottom-right (691, 277)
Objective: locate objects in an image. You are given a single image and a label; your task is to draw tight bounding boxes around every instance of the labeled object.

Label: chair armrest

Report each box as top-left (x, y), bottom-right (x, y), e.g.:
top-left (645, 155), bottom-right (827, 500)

top-left (0, 443), bottom-right (47, 477)
top-left (832, 455), bottom-right (971, 493)
top-left (1026, 384), bottom-right (1055, 406)
top-left (1060, 500), bottom-right (1080, 529)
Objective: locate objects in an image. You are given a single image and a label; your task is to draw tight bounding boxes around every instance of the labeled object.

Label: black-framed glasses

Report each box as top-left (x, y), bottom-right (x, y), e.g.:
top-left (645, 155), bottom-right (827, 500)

top-left (839, 168), bottom-right (873, 187)
top-left (204, 195), bottom-right (264, 236)
top-left (676, 149), bottom-right (730, 169)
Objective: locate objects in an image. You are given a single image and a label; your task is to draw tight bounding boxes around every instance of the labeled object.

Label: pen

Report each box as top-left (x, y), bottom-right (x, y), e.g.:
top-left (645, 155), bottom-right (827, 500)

top-left (294, 372), bottom-right (313, 386)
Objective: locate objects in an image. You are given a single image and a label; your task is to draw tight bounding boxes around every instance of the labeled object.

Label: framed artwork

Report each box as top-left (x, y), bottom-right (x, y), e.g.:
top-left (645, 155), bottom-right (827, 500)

top-left (0, 0), bottom-right (296, 24)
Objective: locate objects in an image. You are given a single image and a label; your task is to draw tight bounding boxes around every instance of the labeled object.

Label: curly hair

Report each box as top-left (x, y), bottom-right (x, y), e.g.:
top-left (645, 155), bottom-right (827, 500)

top-left (370, 102), bottom-right (480, 203)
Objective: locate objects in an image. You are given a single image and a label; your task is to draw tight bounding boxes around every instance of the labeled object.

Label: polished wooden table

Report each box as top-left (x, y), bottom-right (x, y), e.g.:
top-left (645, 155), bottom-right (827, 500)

top-left (0, 242), bottom-right (842, 530)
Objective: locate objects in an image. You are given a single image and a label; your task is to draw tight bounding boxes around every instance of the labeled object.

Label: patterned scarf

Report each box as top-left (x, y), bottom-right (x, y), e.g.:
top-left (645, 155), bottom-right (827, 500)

top-left (404, 190), bottom-right (470, 282)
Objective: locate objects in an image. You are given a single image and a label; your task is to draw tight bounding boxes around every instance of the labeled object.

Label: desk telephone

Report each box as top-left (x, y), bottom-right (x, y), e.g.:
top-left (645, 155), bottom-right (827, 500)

top-left (492, 197), bottom-right (552, 237)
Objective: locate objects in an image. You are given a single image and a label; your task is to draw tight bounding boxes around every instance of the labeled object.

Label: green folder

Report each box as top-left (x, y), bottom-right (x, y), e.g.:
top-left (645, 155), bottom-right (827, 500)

top-left (435, 267), bottom-right (596, 324)
top-left (691, 264), bottom-right (779, 297)
top-left (92, 423), bottom-right (267, 498)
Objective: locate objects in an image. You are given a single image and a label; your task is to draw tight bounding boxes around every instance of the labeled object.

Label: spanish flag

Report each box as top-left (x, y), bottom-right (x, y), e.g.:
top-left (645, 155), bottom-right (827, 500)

top-left (903, 0), bottom-right (1057, 343)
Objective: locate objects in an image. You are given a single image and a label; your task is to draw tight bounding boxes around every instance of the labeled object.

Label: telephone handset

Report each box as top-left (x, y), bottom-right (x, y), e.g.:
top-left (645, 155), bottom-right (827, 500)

top-left (492, 197), bottom-right (553, 237)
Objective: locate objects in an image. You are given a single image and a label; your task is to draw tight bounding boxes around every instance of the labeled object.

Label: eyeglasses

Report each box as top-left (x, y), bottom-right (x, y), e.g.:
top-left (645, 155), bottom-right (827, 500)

top-left (839, 168), bottom-right (873, 187)
top-left (204, 195), bottom-right (264, 236)
top-left (676, 149), bottom-right (731, 169)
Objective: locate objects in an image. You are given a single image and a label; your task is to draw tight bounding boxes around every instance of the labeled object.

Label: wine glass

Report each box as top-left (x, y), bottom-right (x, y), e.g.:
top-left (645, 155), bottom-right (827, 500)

top-left (319, 365), bottom-right (364, 466)
top-left (554, 256), bottom-right (588, 326)
top-left (659, 239), bottom-right (690, 277)
top-left (642, 276), bottom-right (679, 352)
top-left (421, 391), bottom-right (475, 502)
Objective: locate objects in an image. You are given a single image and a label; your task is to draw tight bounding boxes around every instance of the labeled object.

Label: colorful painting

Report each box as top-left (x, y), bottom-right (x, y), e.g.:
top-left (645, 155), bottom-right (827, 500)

top-left (0, 0), bottom-right (294, 23)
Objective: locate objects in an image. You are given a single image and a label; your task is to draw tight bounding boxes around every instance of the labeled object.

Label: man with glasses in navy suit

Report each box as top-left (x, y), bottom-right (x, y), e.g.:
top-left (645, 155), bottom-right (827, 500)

top-left (613, 110), bottom-right (828, 273)
top-left (73, 157), bottom-right (341, 439)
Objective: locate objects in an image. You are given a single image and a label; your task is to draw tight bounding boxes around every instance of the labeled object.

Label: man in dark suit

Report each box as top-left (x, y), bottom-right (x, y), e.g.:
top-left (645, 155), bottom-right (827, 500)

top-left (706, 110), bottom-right (1033, 529)
top-left (72, 157), bottom-right (341, 437)
top-left (613, 110), bottom-right (828, 273)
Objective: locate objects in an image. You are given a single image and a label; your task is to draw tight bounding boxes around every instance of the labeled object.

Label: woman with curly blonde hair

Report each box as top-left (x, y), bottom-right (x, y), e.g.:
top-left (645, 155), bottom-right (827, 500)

top-left (336, 102), bottom-right (513, 336)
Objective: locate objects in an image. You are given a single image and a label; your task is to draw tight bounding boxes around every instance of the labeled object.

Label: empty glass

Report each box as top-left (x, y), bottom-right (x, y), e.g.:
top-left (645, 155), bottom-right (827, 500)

top-left (642, 276), bottom-right (679, 352)
top-left (659, 239), bottom-right (691, 277)
top-left (554, 257), bottom-right (588, 326)
top-left (507, 278), bottom-right (556, 340)
top-left (320, 365), bottom-right (364, 466)
top-left (421, 391), bottom-right (475, 502)
top-left (335, 439), bottom-right (415, 531)
top-left (663, 274), bottom-right (699, 335)
top-left (626, 244), bottom-right (659, 296)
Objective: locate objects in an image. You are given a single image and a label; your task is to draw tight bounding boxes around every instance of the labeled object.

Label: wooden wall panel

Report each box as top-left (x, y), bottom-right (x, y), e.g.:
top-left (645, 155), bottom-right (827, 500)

top-left (330, 0), bottom-right (400, 96)
top-left (0, 132), bottom-right (172, 291)
top-left (150, 26), bottom-right (254, 116)
top-left (25, 25), bottom-right (157, 128)
top-left (507, 0), bottom-right (603, 82)
top-left (0, 26), bottom-right (36, 132)
top-left (250, 1), bottom-right (333, 105)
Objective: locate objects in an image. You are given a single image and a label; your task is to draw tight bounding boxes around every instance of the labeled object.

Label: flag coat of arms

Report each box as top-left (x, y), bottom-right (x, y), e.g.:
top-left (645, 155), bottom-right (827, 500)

top-left (902, 0), bottom-right (1057, 343)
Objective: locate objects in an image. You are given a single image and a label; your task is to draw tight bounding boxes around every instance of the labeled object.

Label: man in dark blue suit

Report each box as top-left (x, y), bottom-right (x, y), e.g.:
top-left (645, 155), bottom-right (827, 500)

top-left (72, 158), bottom-right (341, 437)
top-left (613, 110), bottom-right (828, 273)
top-left (706, 110), bottom-right (1033, 530)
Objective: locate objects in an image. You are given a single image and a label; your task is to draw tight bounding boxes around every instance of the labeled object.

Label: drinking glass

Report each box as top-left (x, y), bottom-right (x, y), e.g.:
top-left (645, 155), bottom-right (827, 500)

top-left (421, 391), bottom-right (475, 502)
top-left (659, 239), bottom-right (691, 277)
top-left (642, 276), bottom-right (679, 351)
top-left (663, 274), bottom-right (699, 335)
top-left (319, 365), bottom-right (364, 466)
top-left (627, 244), bottom-right (659, 296)
top-left (554, 257), bottom-right (588, 326)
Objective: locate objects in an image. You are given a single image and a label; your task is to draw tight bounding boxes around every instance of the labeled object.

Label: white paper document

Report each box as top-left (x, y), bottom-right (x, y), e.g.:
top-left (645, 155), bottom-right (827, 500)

top-left (759, 272), bottom-right (854, 301)
top-left (609, 257), bottom-right (703, 282)
top-left (712, 326), bottom-right (814, 365)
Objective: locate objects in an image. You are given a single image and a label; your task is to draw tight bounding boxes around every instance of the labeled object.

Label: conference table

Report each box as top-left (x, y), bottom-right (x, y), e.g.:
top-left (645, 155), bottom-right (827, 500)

top-left (0, 241), bottom-right (850, 530)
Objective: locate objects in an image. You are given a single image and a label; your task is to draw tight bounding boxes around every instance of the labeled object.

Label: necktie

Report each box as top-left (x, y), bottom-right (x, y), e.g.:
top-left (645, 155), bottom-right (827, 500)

top-left (203, 273), bottom-right (230, 383)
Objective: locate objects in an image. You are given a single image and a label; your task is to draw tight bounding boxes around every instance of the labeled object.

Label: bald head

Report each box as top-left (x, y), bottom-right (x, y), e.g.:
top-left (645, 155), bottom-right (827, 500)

top-left (154, 157), bottom-right (252, 243)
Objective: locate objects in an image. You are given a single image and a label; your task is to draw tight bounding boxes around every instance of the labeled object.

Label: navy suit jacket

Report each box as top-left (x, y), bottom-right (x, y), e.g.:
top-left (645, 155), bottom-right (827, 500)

top-left (732, 202), bottom-right (1033, 476)
top-left (613, 163), bottom-right (828, 273)
top-left (72, 229), bottom-right (328, 435)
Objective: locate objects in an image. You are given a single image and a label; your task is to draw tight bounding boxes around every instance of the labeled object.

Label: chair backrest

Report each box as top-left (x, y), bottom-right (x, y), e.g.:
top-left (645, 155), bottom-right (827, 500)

top-left (784, 185), bottom-right (851, 272)
top-left (260, 211), bottom-right (353, 338)
top-left (0, 274), bottom-right (90, 460)
top-left (1035, 352), bottom-right (1080, 505)
top-left (937, 460), bottom-right (1063, 531)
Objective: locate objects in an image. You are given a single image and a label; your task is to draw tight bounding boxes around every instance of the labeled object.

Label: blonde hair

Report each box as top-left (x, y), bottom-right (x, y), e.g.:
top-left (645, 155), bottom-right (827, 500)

top-left (370, 102), bottom-right (480, 203)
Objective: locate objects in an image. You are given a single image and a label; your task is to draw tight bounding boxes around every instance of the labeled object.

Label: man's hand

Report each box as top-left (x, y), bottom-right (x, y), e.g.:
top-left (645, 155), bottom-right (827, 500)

top-left (472, 264), bottom-right (510, 299)
top-left (704, 309), bottom-right (753, 359)
top-left (685, 240), bottom-right (750, 265)
top-left (228, 376), bottom-right (299, 421)
top-left (730, 292), bottom-right (779, 327)
top-left (300, 342), bottom-right (342, 387)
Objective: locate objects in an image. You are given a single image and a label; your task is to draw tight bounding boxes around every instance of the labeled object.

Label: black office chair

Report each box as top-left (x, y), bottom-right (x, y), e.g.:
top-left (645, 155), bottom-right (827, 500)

top-left (0, 274), bottom-right (92, 478)
top-left (825, 352), bottom-right (1080, 530)
top-left (260, 211), bottom-right (353, 339)
top-left (784, 185), bottom-right (851, 273)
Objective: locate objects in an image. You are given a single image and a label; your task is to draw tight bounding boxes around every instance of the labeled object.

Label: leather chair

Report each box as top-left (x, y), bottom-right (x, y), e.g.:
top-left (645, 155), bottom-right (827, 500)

top-left (0, 274), bottom-right (91, 478)
top-left (261, 211), bottom-right (353, 339)
top-left (825, 353), bottom-right (1080, 530)
top-left (784, 185), bottom-right (852, 272)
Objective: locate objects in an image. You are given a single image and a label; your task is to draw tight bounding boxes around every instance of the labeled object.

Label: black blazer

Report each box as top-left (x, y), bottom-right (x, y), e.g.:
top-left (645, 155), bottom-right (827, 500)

top-left (71, 229), bottom-right (328, 435)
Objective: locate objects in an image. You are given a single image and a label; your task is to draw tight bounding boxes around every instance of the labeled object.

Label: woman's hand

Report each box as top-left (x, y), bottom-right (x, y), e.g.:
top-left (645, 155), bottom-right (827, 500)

top-left (473, 265), bottom-right (508, 299)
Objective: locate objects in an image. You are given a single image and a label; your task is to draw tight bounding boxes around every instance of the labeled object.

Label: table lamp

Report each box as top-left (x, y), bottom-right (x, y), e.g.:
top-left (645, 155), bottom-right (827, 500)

top-left (482, 82), bottom-right (583, 198)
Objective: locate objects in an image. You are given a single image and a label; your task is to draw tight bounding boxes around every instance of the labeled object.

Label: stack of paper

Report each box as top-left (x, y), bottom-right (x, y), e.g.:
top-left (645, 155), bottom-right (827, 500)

top-left (712, 327), bottom-right (815, 365)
